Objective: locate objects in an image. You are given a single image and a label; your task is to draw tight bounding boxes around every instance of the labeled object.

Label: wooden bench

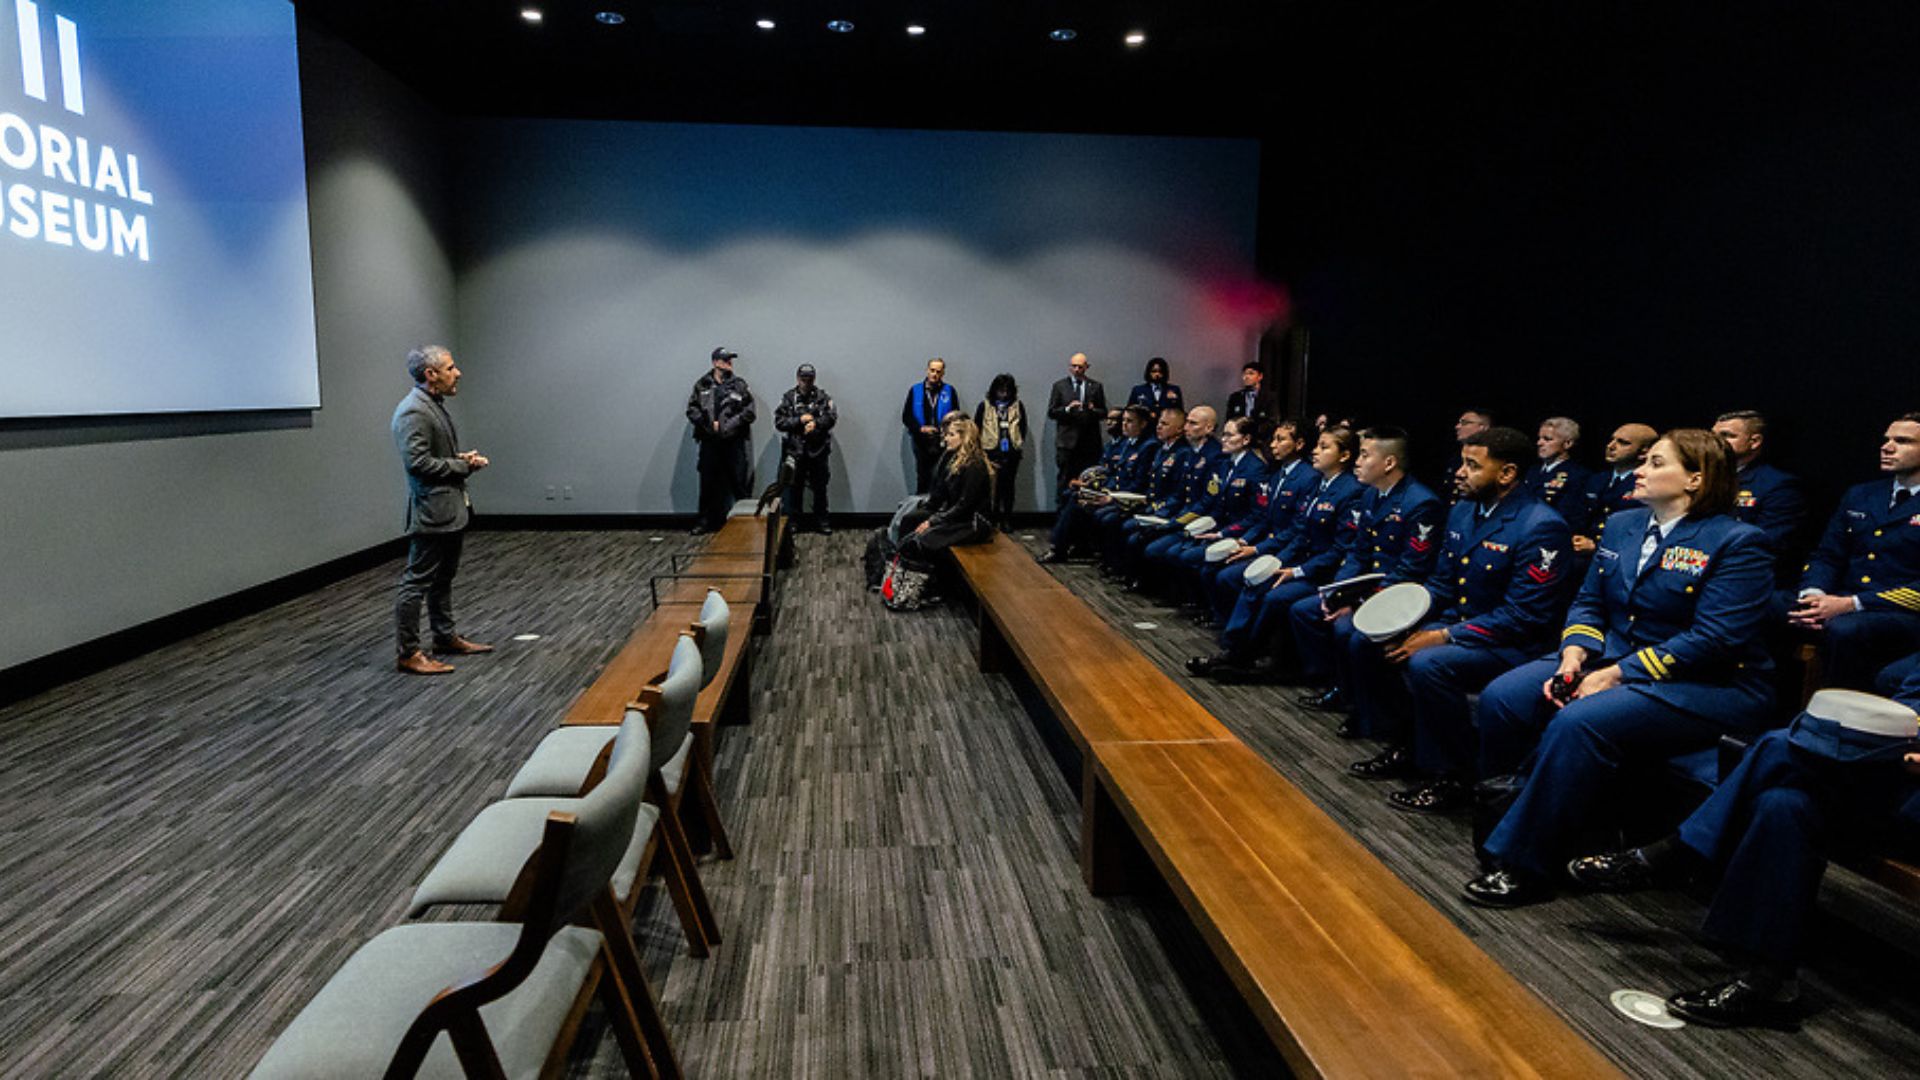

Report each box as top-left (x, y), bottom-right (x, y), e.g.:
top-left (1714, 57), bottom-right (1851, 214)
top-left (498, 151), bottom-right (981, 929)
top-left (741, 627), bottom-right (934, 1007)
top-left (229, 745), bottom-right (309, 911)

top-left (950, 533), bottom-right (1620, 1078)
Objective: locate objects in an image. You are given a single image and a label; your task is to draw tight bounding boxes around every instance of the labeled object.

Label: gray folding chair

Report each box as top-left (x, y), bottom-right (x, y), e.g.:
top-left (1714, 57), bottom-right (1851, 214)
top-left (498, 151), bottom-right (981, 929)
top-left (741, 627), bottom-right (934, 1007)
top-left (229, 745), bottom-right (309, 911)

top-left (252, 708), bottom-right (676, 1079)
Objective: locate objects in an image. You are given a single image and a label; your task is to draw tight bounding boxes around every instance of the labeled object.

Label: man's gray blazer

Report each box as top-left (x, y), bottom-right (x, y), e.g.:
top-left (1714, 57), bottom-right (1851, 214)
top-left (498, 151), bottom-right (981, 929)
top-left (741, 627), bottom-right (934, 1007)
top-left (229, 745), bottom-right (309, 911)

top-left (392, 386), bottom-right (472, 535)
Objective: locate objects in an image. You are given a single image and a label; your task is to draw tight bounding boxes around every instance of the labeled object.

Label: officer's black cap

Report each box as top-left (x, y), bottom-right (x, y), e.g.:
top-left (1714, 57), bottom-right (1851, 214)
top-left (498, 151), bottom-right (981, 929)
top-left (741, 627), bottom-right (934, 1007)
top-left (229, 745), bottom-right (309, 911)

top-left (711, 347), bottom-right (738, 362)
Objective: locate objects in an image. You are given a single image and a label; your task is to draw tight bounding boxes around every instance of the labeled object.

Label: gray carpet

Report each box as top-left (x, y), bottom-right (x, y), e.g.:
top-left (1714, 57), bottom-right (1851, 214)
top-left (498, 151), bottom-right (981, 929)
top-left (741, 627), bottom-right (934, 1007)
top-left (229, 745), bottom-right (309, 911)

top-left (0, 530), bottom-right (1254, 1077)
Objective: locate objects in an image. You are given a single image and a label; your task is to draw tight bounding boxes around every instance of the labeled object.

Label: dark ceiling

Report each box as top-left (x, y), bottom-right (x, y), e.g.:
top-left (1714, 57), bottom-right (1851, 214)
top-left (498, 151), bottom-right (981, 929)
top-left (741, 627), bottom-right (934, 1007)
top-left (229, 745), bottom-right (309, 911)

top-left (294, 0), bottom-right (1304, 135)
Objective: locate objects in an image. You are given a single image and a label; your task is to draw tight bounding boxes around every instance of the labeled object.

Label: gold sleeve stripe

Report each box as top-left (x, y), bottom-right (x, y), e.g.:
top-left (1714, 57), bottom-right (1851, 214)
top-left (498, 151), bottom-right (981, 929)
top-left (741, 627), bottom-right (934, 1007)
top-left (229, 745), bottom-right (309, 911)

top-left (1639, 648), bottom-right (1670, 680)
top-left (1562, 624), bottom-right (1604, 641)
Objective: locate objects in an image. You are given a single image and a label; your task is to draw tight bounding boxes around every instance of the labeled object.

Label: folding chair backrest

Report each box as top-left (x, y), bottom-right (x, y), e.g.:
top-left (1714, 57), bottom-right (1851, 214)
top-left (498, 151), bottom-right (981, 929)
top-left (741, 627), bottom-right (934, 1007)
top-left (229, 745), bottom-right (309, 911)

top-left (693, 589), bottom-right (731, 690)
top-left (546, 707), bottom-right (652, 932)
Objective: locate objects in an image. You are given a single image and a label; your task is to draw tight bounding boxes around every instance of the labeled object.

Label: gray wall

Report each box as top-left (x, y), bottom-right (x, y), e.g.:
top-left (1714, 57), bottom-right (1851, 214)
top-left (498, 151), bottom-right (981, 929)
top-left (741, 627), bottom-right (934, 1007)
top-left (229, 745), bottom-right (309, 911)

top-left (0, 18), bottom-right (456, 671)
top-left (452, 120), bottom-right (1262, 514)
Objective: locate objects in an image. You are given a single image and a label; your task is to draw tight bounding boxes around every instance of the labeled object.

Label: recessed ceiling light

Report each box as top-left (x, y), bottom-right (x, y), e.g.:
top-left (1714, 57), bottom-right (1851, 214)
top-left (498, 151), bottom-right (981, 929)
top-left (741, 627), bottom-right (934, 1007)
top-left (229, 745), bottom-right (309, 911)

top-left (1124, 30), bottom-right (1147, 46)
top-left (595, 11), bottom-right (625, 25)
top-left (906, 24), bottom-right (926, 36)
top-left (755, 18), bottom-right (776, 30)
top-left (1049, 28), bottom-right (1076, 42)
top-left (520, 7), bottom-right (543, 24)
top-left (826, 19), bottom-right (855, 33)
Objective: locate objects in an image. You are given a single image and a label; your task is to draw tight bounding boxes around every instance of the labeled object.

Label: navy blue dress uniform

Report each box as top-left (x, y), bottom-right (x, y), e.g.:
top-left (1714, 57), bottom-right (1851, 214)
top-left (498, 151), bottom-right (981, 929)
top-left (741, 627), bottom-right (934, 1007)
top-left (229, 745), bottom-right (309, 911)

top-left (1523, 458), bottom-right (1593, 535)
top-left (1666, 661), bottom-right (1920, 974)
top-left (1126, 381), bottom-right (1184, 416)
top-left (1047, 430), bottom-right (1148, 556)
top-left (1288, 477), bottom-right (1446, 690)
top-left (1149, 447), bottom-right (1268, 592)
top-left (1346, 490), bottom-right (1572, 746)
top-left (1098, 436), bottom-right (1184, 570)
top-left (1797, 478), bottom-right (1920, 688)
top-left (1205, 456), bottom-right (1318, 619)
top-left (1477, 510), bottom-right (1777, 878)
top-left (1732, 460), bottom-right (1808, 581)
top-left (1579, 468), bottom-right (1640, 539)
top-left (1214, 470), bottom-right (1365, 664)
top-left (1117, 437), bottom-right (1222, 578)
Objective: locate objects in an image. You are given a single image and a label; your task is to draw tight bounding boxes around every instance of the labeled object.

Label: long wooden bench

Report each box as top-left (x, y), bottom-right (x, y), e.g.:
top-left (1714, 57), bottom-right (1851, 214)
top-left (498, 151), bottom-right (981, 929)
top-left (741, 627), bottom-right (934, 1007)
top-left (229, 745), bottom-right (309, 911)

top-left (950, 533), bottom-right (1619, 1078)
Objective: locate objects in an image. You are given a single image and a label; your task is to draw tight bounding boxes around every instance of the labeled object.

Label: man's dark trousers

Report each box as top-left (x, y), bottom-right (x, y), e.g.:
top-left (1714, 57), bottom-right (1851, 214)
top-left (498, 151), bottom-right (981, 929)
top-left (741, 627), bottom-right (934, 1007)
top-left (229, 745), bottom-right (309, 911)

top-left (1056, 444), bottom-right (1101, 509)
top-left (396, 530), bottom-right (464, 657)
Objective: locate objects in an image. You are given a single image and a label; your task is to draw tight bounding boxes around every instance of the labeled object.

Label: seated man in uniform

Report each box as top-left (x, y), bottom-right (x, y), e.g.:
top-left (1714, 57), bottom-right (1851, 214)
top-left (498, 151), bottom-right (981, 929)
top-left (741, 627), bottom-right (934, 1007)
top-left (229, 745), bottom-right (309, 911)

top-left (1563, 658), bottom-right (1920, 1029)
top-left (1572, 422), bottom-right (1659, 556)
top-left (1289, 426), bottom-right (1446, 723)
top-left (1096, 406), bottom-right (1186, 575)
top-left (1787, 412), bottom-right (1920, 689)
top-left (1146, 415), bottom-right (1267, 608)
top-left (1117, 406), bottom-right (1222, 590)
top-left (1040, 405), bottom-right (1153, 563)
top-left (1712, 409), bottom-right (1808, 573)
top-left (1523, 416), bottom-right (1592, 534)
top-left (1345, 427), bottom-right (1572, 788)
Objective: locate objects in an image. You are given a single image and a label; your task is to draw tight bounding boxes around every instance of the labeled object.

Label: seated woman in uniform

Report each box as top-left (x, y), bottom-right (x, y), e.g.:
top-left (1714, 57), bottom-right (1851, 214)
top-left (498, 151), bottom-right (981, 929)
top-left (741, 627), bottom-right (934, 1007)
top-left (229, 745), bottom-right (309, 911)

top-left (1463, 428), bottom-right (1778, 908)
top-left (1188, 425), bottom-right (1364, 682)
top-left (899, 414), bottom-right (996, 581)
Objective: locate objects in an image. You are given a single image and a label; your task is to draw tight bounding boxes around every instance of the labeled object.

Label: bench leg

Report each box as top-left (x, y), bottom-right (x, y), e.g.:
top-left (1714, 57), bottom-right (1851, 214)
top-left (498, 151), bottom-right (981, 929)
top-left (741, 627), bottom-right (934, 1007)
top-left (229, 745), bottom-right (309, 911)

top-left (720, 649), bottom-right (753, 727)
top-left (978, 609), bottom-right (1010, 675)
top-left (1081, 769), bottom-right (1149, 896)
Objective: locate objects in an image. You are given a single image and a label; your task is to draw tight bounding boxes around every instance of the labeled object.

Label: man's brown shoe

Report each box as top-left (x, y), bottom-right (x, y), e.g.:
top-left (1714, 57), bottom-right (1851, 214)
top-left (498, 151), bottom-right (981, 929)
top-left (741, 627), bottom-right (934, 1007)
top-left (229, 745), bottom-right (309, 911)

top-left (398, 651), bottom-right (455, 675)
top-left (433, 636), bottom-right (494, 656)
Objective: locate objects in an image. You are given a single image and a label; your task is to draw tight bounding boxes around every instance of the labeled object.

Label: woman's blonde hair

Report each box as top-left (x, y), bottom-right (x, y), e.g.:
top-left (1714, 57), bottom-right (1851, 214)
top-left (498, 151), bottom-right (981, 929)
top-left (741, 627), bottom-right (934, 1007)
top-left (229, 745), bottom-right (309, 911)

top-left (943, 414), bottom-right (994, 476)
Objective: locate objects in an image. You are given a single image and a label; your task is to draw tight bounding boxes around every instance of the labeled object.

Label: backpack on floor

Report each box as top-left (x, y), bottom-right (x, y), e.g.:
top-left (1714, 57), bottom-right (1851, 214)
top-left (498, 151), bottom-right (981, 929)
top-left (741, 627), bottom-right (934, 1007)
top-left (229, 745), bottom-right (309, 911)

top-left (881, 555), bottom-right (934, 611)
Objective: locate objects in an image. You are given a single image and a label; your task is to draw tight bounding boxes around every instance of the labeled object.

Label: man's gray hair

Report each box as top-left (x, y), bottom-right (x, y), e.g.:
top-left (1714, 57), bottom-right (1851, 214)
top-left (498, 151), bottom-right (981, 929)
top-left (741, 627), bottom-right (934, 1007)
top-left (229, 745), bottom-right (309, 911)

top-left (1541, 416), bottom-right (1580, 444)
top-left (407, 345), bottom-right (452, 384)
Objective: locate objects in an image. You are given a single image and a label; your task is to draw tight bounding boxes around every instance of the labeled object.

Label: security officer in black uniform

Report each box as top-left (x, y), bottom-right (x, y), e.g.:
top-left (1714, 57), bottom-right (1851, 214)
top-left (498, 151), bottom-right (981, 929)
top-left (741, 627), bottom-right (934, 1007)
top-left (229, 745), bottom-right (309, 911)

top-left (686, 347), bottom-right (756, 534)
top-left (774, 363), bottom-right (837, 534)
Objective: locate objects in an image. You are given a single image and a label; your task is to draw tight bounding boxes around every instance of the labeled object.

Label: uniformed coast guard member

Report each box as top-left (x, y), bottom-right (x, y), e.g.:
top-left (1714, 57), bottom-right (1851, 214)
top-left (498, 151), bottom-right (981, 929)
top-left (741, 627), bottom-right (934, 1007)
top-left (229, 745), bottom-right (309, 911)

top-left (1041, 405), bottom-right (1152, 563)
top-left (1187, 426), bottom-right (1364, 681)
top-left (1124, 356), bottom-right (1185, 420)
top-left (1711, 409), bottom-right (1808, 579)
top-left (1204, 421), bottom-right (1316, 621)
top-left (1571, 423), bottom-right (1657, 555)
top-left (1788, 412), bottom-right (1920, 689)
top-left (1146, 415), bottom-right (1267, 603)
top-left (1118, 407), bottom-right (1222, 589)
top-left (1345, 427), bottom-right (1571, 784)
top-left (1435, 409), bottom-right (1494, 496)
top-left (1522, 417), bottom-right (1593, 533)
top-left (1564, 660), bottom-right (1920, 1029)
top-left (1099, 407), bottom-right (1186, 574)
top-left (1462, 430), bottom-right (1777, 908)
top-left (1289, 427), bottom-right (1446, 718)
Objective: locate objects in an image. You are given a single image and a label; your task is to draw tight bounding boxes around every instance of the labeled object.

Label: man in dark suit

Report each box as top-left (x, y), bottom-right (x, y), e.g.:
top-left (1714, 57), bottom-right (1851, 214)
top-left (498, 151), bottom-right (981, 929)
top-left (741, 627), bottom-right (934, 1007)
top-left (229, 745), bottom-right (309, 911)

top-left (1223, 362), bottom-right (1278, 435)
top-left (391, 345), bottom-right (492, 675)
top-left (1046, 352), bottom-right (1108, 508)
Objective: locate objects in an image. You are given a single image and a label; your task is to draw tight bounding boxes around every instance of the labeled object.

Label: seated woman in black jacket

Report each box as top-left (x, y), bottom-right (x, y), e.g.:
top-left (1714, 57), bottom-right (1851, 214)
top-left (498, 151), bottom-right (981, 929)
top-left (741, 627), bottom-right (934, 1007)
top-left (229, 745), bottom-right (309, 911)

top-left (901, 414), bottom-right (996, 565)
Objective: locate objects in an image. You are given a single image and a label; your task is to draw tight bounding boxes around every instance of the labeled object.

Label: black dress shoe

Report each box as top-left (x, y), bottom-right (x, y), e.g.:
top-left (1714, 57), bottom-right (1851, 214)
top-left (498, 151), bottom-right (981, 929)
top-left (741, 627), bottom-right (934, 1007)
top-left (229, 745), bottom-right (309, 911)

top-left (1186, 654), bottom-right (1228, 676)
top-left (1297, 687), bottom-right (1347, 712)
top-left (1666, 979), bottom-right (1801, 1031)
top-left (1335, 717), bottom-right (1364, 739)
top-left (1461, 869), bottom-right (1554, 909)
top-left (1565, 849), bottom-right (1663, 893)
top-left (817, 521), bottom-right (834, 536)
top-left (1348, 745), bottom-right (1416, 780)
top-left (1388, 779), bottom-right (1470, 814)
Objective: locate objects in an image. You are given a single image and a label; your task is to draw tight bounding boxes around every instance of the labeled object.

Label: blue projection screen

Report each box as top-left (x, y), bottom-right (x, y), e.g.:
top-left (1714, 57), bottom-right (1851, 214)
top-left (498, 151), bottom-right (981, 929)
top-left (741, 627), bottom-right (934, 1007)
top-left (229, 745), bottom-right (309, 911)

top-left (0, 0), bottom-right (319, 418)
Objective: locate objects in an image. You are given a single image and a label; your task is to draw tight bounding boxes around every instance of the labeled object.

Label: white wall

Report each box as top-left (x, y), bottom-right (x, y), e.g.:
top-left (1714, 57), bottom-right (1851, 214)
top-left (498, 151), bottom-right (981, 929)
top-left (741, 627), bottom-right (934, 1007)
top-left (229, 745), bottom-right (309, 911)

top-left (453, 120), bottom-right (1262, 514)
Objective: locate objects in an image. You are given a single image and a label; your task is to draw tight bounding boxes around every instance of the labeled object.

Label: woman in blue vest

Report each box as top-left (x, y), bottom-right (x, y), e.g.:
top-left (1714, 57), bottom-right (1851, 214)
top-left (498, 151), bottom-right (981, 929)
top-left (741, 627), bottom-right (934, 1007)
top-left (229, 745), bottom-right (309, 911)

top-left (1464, 428), bottom-right (1777, 908)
